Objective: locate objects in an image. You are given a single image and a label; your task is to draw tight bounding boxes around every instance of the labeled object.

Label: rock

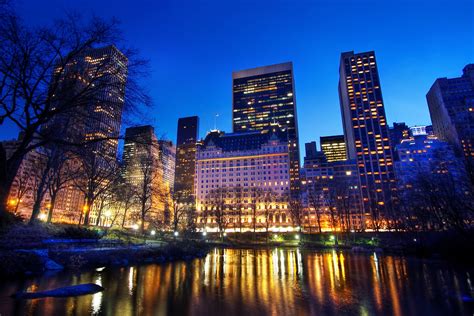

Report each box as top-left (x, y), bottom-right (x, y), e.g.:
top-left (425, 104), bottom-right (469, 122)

top-left (13, 283), bottom-right (104, 299)
top-left (45, 259), bottom-right (64, 270)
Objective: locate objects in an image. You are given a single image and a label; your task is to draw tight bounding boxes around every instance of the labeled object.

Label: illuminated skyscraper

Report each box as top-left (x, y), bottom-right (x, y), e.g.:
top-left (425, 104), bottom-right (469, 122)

top-left (174, 116), bottom-right (199, 204)
top-left (232, 62), bottom-right (300, 197)
top-left (338, 51), bottom-right (396, 228)
top-left (426, 64), bottom-right (474, 161)
top-left (320, 135), bottom-right (347, 162)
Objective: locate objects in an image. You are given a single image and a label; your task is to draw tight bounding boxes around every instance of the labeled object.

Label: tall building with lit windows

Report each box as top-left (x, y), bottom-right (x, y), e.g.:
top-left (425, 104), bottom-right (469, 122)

top-left (174, 116), bottom-right (199, 204)
top-left (320, 135), bottom-right (347, 162)
top-left (426, 64), bottom-right (474, 163)
top-left (232, 62), bottom-right (300, 197)
top-left (42, 45), bottom-right (128, 223)
top-left (338, 51), bottom-right (396, 228)
top-left (47, 45), bottom-right (128, 161)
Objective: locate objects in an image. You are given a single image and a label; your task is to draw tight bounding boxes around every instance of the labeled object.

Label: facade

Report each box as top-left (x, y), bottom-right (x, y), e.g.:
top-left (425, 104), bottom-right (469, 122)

top-left (158, 140), bottom-right (176, 193)
top-left (320, 135), bottom-right (347, 162)
top-left (195, 126), bottom-right (292, 232)
top-left (232, 62), bottom-right (300, 197)
top-left (121, 125), bottom-right (166, 226)
top-left (338, 51), bottom-right (397, 228)
top-left (389, 122), bottom-right (410, 149)
top-left (426, 64), bottom-right (474, 160)
top-left (39, 45), bottom-right (128, 223)
top-left (410, 125), bottom-right (433, 137)
top-left (301, 142), bottom-right (363, 231)
top-left (395, 135), bottom-right (465, 186)
top-left (174, 116), bottom-right (199, 204)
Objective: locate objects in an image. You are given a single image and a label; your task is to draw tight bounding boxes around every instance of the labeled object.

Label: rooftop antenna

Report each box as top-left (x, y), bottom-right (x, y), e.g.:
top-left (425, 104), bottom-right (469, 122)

top-left (214, 113), bottom-right (219, 130)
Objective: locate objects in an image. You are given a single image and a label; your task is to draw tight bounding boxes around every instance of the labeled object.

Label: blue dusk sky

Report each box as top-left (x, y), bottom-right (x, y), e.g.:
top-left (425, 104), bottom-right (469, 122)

top-left (1, 0), bottom-right (473, 153)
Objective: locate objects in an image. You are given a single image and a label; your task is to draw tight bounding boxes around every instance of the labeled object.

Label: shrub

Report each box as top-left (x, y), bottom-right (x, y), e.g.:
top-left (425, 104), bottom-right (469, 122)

top-left (54, 226), bottom-right (102, 240)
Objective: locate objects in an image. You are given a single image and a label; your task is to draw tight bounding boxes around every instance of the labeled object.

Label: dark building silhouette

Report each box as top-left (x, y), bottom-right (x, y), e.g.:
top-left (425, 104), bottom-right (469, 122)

top-left (338, 51), bottom-right (396, 228)
top-left (426, 64), bottom-right (474, 161)
top-left (232, 62), bottom-right (300, 197)
top-left (174, 116), bottom-right (199, 204)
top-left (320, 135), bottom-right (347, 162)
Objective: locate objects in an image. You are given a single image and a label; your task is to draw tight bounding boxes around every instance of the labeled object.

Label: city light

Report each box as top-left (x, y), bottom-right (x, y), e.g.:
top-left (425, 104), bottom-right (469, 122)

top-left (150, 230), bottom-right (156, 236)
top-left (174, 231), bottom-right (179, 237)
top-left (295, 234), bottom-right (300, 240)
top-left (132, 224), bottom-right (139, 230)
top-left (202, 231), bottom-right (207, 236)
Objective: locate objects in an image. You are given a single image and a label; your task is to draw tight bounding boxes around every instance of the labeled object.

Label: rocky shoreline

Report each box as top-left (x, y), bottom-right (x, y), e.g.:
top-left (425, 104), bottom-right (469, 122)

top-left (0, 241), bottom-right (211, 280)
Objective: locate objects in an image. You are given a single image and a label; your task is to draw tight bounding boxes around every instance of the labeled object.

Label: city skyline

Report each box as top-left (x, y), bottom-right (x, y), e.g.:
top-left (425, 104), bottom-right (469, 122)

top-left (0, 0), bottom-right (472, 151)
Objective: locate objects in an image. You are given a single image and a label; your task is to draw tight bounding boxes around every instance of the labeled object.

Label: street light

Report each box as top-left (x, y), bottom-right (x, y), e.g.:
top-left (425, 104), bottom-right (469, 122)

top-left (132, 224), bottom-right (139, 230)
top-left (150, 230), bottom-right (156, 236)
top-left (174, 231), bottom-right (179, 237)
top-left (295, 234), bottom-right (300, 240)
top-left (202, 231), bottom-right (207, 236)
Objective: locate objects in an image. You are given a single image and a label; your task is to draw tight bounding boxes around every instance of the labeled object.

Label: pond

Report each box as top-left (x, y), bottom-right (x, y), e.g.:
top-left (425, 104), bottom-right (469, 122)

top-left (0, 248), bottom-right (472, 315)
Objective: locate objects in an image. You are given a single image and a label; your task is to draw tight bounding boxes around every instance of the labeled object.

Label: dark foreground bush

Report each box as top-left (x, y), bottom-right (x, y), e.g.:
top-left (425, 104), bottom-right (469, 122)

top-left (0, 251), bottom-right (44, 278)
top-left (53, 226), bottom-right (102, 240)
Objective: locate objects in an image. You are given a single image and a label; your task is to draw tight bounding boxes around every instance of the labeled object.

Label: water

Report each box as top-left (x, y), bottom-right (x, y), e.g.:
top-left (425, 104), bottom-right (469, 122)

top-left (0, 248), bottom-right (472, 315)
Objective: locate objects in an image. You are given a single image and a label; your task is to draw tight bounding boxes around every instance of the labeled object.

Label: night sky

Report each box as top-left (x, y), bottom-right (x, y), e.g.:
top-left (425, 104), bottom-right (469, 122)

top-left (2, 0), bottom-right (473, 154)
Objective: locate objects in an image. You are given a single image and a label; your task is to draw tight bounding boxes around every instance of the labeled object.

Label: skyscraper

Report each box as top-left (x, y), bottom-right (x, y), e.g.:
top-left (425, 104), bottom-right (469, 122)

top-left (47, 45), bottom-right (128, 161)
top-left (320, 135), bottom-right (347, 162)
top-left (426, 64), bottom-right (474, 161)
top-left (174, 116), bottom-right (199, 204)
top-left (158, 140), bottom-right (176, 193)
top-left (232, 62), bottom-right (300, 197)
top-left (338, 51), bottom-right (396, 228)
top-left (43, 45), bottom-right (128, 223)
top-left (122, 125), bottom-right (160, 186)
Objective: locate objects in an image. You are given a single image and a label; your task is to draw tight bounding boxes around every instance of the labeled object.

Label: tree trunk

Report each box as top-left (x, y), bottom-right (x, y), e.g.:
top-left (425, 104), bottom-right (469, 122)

top-left (47, 192), bottom-right (58, 223)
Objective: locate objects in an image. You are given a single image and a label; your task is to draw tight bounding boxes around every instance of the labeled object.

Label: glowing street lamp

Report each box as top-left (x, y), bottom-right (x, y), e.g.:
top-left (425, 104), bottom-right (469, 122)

top-left (295, 234), bottom-right (300, 240)
top-left (150, 230), bottom-right (156, 236)
top-left (202, 231), bottom-right (207, 237)
top-left (174, 231), bottom-right (179, 237)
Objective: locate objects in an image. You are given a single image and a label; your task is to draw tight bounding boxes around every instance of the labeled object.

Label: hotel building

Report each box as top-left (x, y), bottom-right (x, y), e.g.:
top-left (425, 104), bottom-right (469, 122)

top-left (195, 126), bottom-right (293, 232)
top-left (232, 62), bottom-right (300, 197)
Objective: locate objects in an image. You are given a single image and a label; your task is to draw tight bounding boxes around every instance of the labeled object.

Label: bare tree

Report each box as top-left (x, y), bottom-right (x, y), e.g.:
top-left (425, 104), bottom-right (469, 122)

top-left (170, 191), bottom-right (187, 233)
top-left (0, 6), bottom-right (150, 218)
top-left (288, 191), bottom-right (303, 233)
top-left (206, 187), bottom-right (230, 239)
top-left (46, 153), bottom-right (79, 223)
top-left (74, 151), bottom-right (119, 226)
top-left (262, 189), bottom-right (278, 243)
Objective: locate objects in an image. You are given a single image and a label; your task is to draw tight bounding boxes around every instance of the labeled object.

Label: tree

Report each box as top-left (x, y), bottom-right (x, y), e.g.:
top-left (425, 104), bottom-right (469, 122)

top-left (306, 181), bottom-right (325, 233)
top-left (288, 191), bottom-right (303, 233)
top-left (170, 191), bottom-right (187, 233)
top-left (0, 5), bottom-right (150, 219)
top-left (262, 189), bottom-right (278, 242)
top-left (133, 149), bottom-right (165, 234)
top-left (45, 152), bottom-right (79, 223)
top-left (74, 150), bottom-right (119, 226)
top-left (206, 187), bottom-right (230, 239)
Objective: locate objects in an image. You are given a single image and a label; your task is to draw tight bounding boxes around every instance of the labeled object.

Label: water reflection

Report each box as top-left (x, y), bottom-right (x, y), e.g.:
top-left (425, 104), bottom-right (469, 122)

top-left (0, 249), bottom-right (472, 315)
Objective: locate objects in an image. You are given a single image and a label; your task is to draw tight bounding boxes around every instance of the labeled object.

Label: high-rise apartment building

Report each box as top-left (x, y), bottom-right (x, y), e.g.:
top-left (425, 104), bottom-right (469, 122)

top-left (232, 62), bottom-right (300, 197)
top-left (320, 135), bottom-right (347, 162)
top-left (426, 64), bottom-right (474, 160)
top-left (338, 51), bottom-right (396, 228)
top-left (174, 116), bottom-right (199, 204)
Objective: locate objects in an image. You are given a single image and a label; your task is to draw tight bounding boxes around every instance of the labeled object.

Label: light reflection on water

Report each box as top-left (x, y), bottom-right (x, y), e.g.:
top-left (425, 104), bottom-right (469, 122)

top-left (0, 248), bottom-right (472, 315)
